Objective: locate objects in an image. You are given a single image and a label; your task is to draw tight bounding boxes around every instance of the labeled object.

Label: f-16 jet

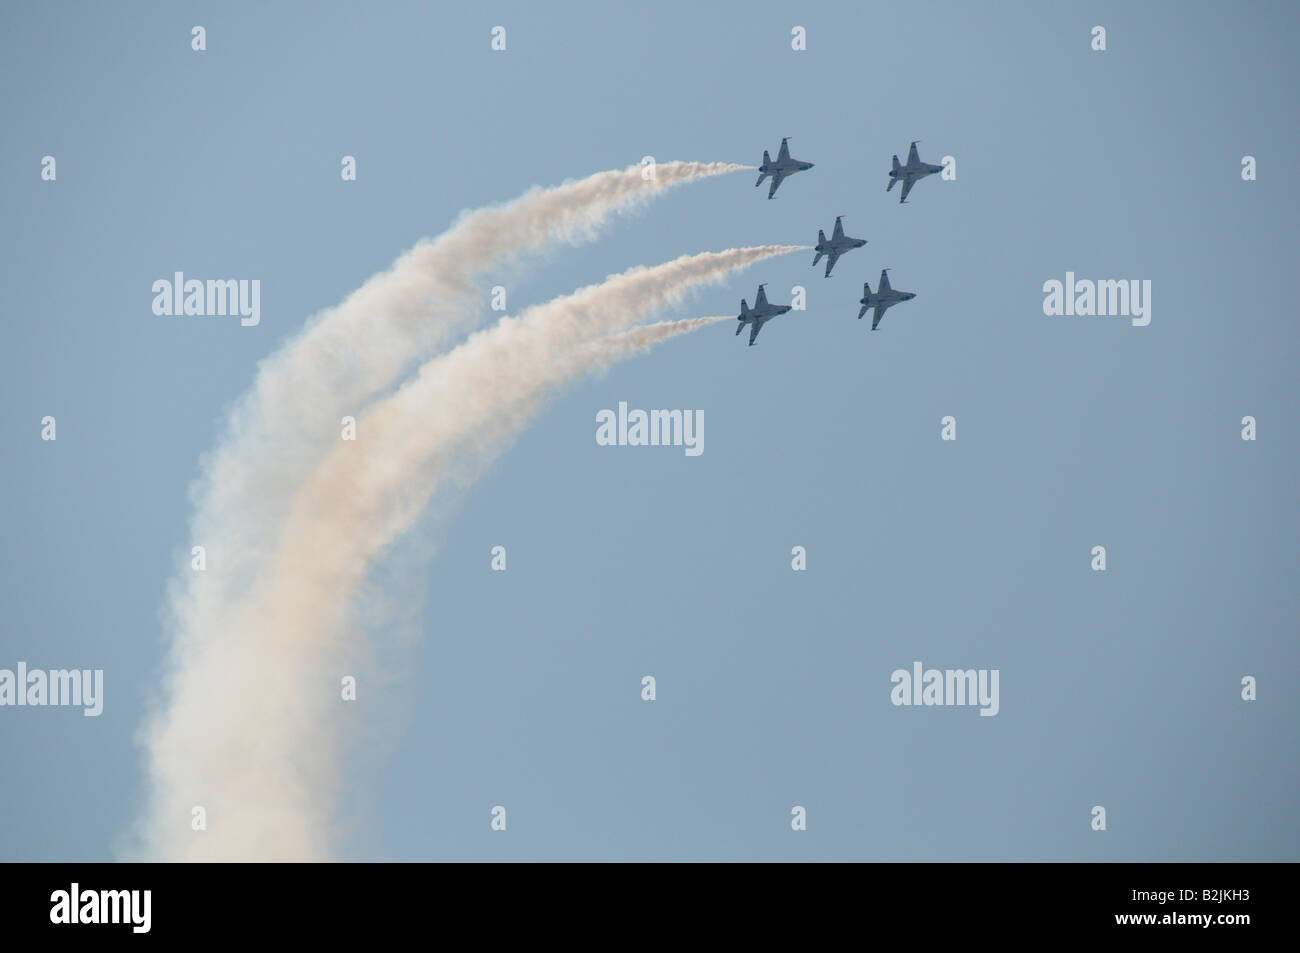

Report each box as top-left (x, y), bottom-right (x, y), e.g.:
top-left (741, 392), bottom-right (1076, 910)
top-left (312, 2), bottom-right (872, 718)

top-left (756, 138), bottom-right (813, 199)
top-left (858, 269), bottom-right (916, 330)
top-left (887, 141), bottom-right (943, 203)
top-left (812, 215), bottom-right (867, 277)
top-left (736, 283), bottom-right (792, 345)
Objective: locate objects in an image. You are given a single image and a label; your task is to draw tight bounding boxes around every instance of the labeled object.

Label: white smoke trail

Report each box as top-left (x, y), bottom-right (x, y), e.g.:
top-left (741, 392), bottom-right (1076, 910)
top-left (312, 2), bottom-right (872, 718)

top-left (135, 162), bottom-right (742, 859)
top-left (590, 314), bottom-right (732, 360)
top-left (137, 246), bottom-right (799, 860)
top-left (288, 246), bottom-right (802, 577)
top-left (180, 161), bottom-right (745, 625)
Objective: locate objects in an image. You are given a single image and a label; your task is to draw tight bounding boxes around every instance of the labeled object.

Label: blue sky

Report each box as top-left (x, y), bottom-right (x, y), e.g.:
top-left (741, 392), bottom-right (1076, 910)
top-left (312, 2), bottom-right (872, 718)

top-left (1, 0), bottom-right (1297, 861)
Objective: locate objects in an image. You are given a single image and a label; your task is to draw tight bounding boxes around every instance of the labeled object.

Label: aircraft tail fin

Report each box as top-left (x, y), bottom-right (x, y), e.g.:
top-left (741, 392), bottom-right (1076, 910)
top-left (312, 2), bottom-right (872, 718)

top-left (818, 229), bottom-right (827, 244)
top-left (755, 170), bottom-right (768, 187)
top-left (813, 250), bottom-right (824, 266)
top-left (892, 155), bottom-right (901, 173)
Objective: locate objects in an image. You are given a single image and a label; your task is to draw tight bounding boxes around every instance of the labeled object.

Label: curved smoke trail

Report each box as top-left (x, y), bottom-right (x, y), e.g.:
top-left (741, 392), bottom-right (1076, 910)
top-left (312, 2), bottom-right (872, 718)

top-left (177, 161), bottom-right (745, 627)
top-left (137, 245), bottom-right (799, 860)
top-left (135, 162), bottom-right (743, 858)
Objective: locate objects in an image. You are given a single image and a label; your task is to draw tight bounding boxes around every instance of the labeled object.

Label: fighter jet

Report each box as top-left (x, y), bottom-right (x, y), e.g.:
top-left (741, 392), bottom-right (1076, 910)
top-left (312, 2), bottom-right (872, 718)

top-left (736, 283), bottom-right (793, 345)
top-left (812, 216), bottom-right (867, 277)
top-left (858, 269), bottom-right (916, 330)
top-left (756, 138), bottom-right (814, 199)
top-left (887, 141), bottom-right (943, 204)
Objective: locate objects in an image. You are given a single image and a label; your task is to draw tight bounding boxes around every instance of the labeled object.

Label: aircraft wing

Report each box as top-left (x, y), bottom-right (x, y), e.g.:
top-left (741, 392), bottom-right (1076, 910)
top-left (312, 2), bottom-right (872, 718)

top-left (767, 171), bottom-right (785, 199)
top-left (778, 138), bottom-right (791, 163)
top-left (908, 141), bottom-right (920, 166)
top-left (899, 176), bottom-right (914, 203)
top-left (878, 270), bottom-right (892, 294)
top-left (872, 303), bottom-right (888, 331)
top-left (755, 284), bottom-right (769, 309)
top-left (748, 320), bottom-right (761, 346)
top-left (832, 217), bottom-right (844, 241)
top-left (823, 249), bottom-right (841, 277)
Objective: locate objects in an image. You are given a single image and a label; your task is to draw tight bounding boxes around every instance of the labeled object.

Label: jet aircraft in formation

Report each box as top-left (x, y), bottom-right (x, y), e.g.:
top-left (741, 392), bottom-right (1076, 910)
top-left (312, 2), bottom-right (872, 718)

top-left (739, 138), bottom-right (938, 344)
top-left (755, 138), bottom-right (814, 199)
top-left (858, 269), bottom-right (916, 331)
top-left (812, 216), bottom-right (866, 278)
top-left (735, 284), bottom-right (792, 346)
top-left (887, 141), bottom-right (943, 204)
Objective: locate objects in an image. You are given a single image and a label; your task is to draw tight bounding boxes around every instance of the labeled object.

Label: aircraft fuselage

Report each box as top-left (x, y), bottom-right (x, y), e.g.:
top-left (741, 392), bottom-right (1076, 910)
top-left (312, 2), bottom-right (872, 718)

top-left (892, 165), bottom-right (941, 180)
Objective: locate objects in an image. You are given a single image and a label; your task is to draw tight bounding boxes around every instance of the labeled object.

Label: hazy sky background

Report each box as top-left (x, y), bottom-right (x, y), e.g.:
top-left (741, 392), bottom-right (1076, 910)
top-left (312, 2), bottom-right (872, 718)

top-left (1, 0), bottom-right (1296, 861)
